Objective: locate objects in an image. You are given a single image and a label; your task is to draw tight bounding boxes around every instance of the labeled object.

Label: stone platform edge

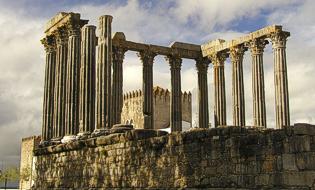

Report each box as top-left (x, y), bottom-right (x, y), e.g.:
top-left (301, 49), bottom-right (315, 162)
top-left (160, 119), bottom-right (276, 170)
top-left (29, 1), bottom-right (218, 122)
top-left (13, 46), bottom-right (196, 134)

top-left (34, 123), bottom-right (315, 156)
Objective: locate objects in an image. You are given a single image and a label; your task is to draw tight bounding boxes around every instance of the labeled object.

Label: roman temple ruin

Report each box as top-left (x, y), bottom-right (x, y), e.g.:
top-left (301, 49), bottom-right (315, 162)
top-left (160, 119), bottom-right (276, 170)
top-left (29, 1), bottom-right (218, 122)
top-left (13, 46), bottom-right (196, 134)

top-left (40, 12), bottom-right (290, 144)
top-left (20, 12), bottom-right (315, 190)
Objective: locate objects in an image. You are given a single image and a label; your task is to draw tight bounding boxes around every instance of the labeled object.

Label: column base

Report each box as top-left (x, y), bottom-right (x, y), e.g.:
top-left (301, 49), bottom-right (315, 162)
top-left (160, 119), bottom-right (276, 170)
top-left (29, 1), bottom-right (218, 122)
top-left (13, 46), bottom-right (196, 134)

top-left (61, 135), bottom-right (77, 143)
top-left (39, 140), bottom-right (50, 147)
top-left (91, 128), bottom-right (110, 137)
top-left (76, 132), bottom-right (91, 140)
top-left (47, 137), bottom-right (62, 145)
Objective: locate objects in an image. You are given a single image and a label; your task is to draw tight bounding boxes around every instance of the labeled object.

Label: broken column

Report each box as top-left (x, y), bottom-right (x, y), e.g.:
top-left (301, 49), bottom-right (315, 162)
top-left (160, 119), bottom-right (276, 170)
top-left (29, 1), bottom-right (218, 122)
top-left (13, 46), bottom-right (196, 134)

top-left (96, 15), bottom-right (113, 130)
top-left (79, 25), bottom-right (97, 135)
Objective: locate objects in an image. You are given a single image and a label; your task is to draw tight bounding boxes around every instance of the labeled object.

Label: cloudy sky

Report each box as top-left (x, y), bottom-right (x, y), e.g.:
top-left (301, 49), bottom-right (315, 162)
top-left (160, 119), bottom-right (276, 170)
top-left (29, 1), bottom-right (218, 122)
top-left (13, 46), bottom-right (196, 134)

top-left (0, 0), bottom-right (314, 167)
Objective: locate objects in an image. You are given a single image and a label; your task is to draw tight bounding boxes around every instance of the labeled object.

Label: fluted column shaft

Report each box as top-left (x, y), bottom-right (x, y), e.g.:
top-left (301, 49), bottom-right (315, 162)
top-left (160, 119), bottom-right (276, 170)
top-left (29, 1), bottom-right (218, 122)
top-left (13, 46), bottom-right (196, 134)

top-left (111, 46), bottom-right (126, 125)
top-left (53, 28), bottom-right (68, 139)
top-left (271, 32), bottom-right (290, 129)
top-left (211, 52), bottom-right (227, 127)
top-left (138, 50), bottom-right (156, 129)
top-left (249, 38), bottom-right (268, 127)
top-left (167, 55), bottom-right (182, 132)
top-left (79, 25), bottom-right (96, 134)
top-left (65, 23), bottom-right (81, 136)
top-left (196, 57), bottom-right (209, 128)
top-left (96, 15), bottom-right (113, 130)
top-left (230, 45), bottom-right (246, 126)
top-left (41, 36), bottom-right (56, 141)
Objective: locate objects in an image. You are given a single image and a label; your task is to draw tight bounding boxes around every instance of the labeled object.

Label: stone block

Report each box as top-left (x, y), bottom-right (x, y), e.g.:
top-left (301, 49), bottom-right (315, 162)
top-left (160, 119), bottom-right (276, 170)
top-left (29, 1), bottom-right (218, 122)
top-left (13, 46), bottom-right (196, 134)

top-left (296, 152), bottom-right (315, 170)
top-left (281, 171), bottom-right (315, 187)
top-left (283, 135), bottom-right (311, 153)
top-left (293, 123), bottom-right (315, 135)
top-left (282, 153), bottom-right (298, 171)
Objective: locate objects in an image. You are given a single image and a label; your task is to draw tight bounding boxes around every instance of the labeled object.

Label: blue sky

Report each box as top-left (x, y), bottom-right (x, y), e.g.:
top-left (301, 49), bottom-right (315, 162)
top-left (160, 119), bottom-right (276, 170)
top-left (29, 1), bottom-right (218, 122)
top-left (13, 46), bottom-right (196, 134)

top-left (0, 0), bottom-right (314, 167)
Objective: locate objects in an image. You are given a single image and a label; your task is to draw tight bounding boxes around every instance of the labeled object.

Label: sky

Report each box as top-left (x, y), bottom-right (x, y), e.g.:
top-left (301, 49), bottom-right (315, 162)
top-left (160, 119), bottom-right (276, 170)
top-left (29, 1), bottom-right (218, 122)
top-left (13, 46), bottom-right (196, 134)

top-left (0, 0), bottom-right (314, 167)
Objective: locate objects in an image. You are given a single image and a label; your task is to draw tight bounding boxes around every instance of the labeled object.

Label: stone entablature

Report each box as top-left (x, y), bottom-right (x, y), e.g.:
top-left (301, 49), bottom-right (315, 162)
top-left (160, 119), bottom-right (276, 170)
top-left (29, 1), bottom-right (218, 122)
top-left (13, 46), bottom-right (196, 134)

top-left (121, 86), bottom-right (192, 129)
top-left (32, 124), bottom-right (315, 189)
top-left (201, 24), bottom-right (290, 129)
top-left (201, 25), bottom-right (288, 55)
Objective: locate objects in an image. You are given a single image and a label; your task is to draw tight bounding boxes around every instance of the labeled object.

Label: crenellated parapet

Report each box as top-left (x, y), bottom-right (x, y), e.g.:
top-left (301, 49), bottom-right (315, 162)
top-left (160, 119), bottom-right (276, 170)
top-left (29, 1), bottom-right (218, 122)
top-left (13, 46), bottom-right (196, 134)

top-left (121, 86), bottom-right (192, 130)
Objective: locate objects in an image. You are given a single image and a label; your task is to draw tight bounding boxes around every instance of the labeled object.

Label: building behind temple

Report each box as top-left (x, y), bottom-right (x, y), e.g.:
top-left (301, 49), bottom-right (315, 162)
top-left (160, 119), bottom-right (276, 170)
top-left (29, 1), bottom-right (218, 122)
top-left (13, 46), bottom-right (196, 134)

top-left (121, 86), bottom-right (192, 131)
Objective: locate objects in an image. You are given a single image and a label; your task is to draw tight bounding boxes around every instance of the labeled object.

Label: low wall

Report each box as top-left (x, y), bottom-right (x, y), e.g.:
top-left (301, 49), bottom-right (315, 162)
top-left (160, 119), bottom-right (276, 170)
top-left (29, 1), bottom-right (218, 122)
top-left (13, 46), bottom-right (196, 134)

top-left (33, 124), bottom-right (315, 189)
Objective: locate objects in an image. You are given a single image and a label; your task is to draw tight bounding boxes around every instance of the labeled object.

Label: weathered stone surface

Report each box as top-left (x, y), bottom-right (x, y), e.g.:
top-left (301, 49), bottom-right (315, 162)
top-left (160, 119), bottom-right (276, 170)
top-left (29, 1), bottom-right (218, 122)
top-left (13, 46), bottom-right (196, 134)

top-left (32, 125), bottom-right (315, 189)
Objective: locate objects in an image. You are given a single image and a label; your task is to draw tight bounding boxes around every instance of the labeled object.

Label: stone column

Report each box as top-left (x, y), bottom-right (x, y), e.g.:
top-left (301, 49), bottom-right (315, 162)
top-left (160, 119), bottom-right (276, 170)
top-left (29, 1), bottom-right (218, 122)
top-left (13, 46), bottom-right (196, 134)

top-left (41, 36), bottom-right (56, 142)
top-left (138, 50), bottom-right (156, 129)
top-left (195, 57), bottom-right (209, 128)
top-left (166, 55), bottom-right (182, 132)
top-left (248, 38), bottom-right (268, 127)
top-left (111, 46), bottom-right (126, 125)
top-left (210, 52), bottom-right (227, 127)
top-left (53, 27), bottom-right (68, 140)
top-left (96, 15), bottom-right (113, 130)
top-left (230, 45), bottom-right (246, 126)
top-left (270, 32), bottom-right (290, 129)
top-left (79, 25), bottom-right (97, 135)
top-left (63, 22), bottom-right (81, 142)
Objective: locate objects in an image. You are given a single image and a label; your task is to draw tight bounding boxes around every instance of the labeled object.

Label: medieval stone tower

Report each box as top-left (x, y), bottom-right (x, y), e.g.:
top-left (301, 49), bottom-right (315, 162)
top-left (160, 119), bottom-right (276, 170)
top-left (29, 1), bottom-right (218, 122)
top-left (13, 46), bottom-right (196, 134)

top-left (121, 86), bottom-right (192, 130)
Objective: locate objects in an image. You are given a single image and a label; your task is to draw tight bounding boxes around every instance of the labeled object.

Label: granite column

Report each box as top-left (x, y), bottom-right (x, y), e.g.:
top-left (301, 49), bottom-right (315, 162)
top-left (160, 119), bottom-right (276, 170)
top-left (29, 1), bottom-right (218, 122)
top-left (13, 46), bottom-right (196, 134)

top-left (249, 38), bottom-right (268, 127)
top-left (96, 15), bottom-right (113, 130)
top-left (196, 57), bottom-right (209, 128)
top-left (211, 52), bottom-right (227, 127)
top-left (270, 32), bottom-right (290, 129)
top-left (63, 22), bottom-right (81, 142)
top-left (230, 45), bottom-right (246, 126)
top-left (111, 46), bottom-right (126, 125)
top-left (138, 50), bottom-right (156, 129)
top-left (53, 27), bottom-right (68, 140)
top-left (41, 36), bottom-right (56, 142)
top-left (166, 55), bottom-right (182, 132)
top-left (79, 25), bottom-right (97, 134)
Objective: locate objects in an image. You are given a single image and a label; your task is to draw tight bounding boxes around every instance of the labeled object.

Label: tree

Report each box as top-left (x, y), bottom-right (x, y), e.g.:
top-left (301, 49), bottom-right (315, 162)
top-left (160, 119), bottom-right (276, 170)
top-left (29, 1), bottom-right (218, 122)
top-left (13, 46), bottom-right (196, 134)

top-left (0, 167), bottom-right (20, 189)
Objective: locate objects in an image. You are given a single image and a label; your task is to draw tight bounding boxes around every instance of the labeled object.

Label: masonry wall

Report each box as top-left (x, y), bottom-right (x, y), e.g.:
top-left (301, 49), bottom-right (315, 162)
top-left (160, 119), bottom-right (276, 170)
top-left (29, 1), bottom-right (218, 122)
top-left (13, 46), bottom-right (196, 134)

top-left (19, 136), bottom-right (41, 190)
top-left (33, 124), bottom-right (315, 189)
top-left (121, 87), bottom-right (192, 130)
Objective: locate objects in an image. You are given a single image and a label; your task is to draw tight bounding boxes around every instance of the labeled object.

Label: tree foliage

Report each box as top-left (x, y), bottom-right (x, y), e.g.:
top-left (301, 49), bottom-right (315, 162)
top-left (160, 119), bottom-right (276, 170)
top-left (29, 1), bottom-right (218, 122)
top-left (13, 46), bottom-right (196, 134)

top-left (0, 167), bottom-right (20, 182)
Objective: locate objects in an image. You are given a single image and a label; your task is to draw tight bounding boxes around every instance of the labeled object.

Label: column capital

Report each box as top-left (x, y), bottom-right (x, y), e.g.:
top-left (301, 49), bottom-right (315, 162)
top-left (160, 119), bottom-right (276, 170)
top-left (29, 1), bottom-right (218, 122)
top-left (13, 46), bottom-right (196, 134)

top-left (230, 45), bottom-right (247, 62)
top-left (66, 21), bottom-right (81, 36)
top-left (166, 54), bottom-right (182, 69)
top-left (209, 51), bottom-right (228, 67)
top-left (54, 27), bottom-right (68, 45)
top-left (195, 57), bottom-right (209, 73)
top-left (41, 36), bottom-right (56, 52)
top-left (269, 31), bottom-right (290, 49)
top-left (137, 50), bottom-right (156, 66)
top-left (247, 38), bottom-right (268, 55)
top-left (112, 46), bottom-right (127, 62)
